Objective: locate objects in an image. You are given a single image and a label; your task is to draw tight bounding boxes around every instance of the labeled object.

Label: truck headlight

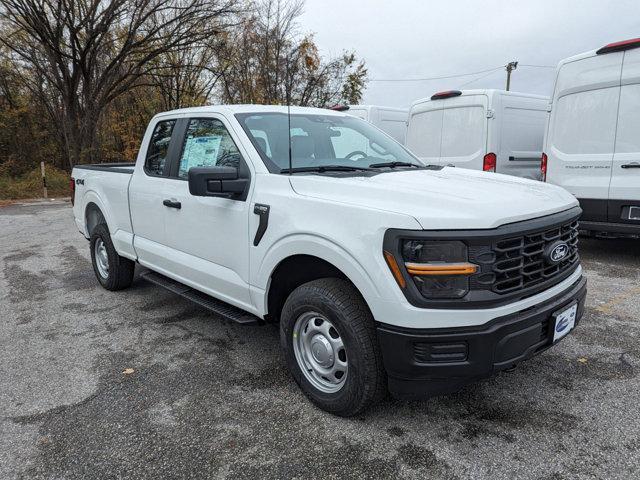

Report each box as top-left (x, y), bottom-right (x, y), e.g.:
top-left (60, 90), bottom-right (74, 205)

top-left (386, 240), bottom-right (478, 299)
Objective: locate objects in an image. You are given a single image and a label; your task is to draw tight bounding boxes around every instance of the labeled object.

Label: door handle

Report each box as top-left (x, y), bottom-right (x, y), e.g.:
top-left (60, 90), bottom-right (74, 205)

top-left (621, 163), bottom-right (640, 169)
top-left (163, 199), bottom-right (181, 209)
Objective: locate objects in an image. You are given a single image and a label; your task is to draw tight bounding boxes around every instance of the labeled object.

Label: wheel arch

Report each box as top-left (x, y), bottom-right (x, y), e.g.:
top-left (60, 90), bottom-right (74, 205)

top-left (85, 201), bottom-right (107, 237)
top-left (80, 189), bottom-right (114, 238)
top-left (259, 236), bottom-right (381, 322)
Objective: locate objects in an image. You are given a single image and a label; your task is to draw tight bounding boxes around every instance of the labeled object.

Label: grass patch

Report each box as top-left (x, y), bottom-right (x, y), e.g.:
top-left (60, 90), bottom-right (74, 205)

top-left (0, 165), bottom-right (70, 200)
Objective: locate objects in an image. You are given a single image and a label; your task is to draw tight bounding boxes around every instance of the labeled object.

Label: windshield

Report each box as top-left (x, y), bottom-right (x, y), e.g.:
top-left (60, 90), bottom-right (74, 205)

top-left (235, 112), bottom-right (423, 173)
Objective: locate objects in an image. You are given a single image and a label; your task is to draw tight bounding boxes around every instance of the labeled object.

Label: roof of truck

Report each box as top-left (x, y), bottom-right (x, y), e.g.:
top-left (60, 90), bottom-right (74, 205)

top-left (153, 104), bottom-right (347, 119)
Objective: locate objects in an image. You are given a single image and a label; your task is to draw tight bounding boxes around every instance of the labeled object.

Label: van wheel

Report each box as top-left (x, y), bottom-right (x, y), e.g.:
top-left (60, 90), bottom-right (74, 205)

top-left (280, 278), bottom-right (386, 416)
top-left (89, 223), bottom-right (134, 291)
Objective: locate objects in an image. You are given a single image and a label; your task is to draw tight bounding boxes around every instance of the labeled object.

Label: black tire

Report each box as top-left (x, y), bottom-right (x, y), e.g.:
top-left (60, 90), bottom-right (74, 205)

top-left (280, 278), bottom-right (387, 416)
top-left (89, 223), bottom-right (135, 291)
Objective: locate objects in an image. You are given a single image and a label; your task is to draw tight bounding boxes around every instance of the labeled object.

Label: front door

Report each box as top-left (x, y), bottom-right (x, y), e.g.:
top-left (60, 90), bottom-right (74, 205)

top-left (160, 116), bottom-right (254, 311)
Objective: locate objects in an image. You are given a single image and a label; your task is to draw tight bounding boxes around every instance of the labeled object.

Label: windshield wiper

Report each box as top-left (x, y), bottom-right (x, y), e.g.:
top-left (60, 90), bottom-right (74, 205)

top-left (369, 161), bottom-right (422, 169)
top-left (280, 165), bottom-right (373, 174)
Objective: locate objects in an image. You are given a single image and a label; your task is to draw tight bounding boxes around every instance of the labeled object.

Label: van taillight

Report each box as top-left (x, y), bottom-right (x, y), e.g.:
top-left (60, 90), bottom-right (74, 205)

top-left (541, 153), bottom-right (548, 182)
top-left (431, 90), bottom-right (462, 101)
top-left (483, 153), bottom-right (496, 172)
top-left (596, 38), bottom-right (640, 55)
top-left (70, 177), bottom-right (75, 205)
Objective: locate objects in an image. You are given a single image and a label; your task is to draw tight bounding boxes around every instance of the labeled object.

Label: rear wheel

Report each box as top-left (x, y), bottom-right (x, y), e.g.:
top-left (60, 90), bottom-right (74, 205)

top-left (280, 278), bottom-right (386, 416)
top-left (89, 223), bottom-right (134, 291)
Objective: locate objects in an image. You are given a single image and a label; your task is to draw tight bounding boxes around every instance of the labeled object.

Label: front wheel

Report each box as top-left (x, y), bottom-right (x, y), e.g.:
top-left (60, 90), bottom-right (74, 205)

top-left (89, 223), bottom-right (135, 291)
top-left (280, 278), bottom-right (386, 416)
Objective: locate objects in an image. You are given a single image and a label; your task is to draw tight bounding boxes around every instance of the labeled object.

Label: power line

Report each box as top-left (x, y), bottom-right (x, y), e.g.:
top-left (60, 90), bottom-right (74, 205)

top-left (369, 65), bottom-right (505, 82)
top-left (520, 64), bottom-right (555, 68)
top-left (368, 62), bottom-right (556, 83)
top-left (457, 67), bottom-right (503, 88)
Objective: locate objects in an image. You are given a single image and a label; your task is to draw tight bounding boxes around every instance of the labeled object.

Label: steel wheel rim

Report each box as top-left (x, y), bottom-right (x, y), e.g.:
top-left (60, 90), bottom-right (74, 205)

top-left (94, 238), bottom-right (109, 279)
top-left (292, 311), bottom-right (348, 393)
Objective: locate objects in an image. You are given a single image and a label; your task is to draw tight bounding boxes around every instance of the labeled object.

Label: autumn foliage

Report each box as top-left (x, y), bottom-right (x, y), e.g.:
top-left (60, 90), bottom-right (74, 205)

top-left (0, 0), bottom-right (367, 198)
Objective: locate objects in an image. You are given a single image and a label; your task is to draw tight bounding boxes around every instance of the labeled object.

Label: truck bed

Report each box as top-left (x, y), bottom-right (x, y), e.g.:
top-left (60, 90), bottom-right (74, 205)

top-left (71, 162), bottom-right (136, 259)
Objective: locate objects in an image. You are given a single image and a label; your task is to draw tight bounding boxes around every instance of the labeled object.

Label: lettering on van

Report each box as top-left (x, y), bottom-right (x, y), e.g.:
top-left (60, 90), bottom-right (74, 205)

top-left (564, 165), bottom-right (610, 170)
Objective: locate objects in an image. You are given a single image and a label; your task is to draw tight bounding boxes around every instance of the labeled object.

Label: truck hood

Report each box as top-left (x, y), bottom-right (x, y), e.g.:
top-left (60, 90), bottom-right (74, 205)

top-left (289, 167), bottom-right (578, 230)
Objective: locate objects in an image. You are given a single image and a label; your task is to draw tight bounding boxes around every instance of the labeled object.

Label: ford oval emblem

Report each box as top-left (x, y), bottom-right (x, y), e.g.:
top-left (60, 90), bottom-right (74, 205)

top-left (556, 317), bottom-right (570, 333)
top-left (544, 241), bottom-right (570, 265)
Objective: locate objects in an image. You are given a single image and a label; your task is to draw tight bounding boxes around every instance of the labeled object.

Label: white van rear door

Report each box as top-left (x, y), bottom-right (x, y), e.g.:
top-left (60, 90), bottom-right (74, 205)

top-left (405, 103), bottom-right (443, 165)
top-left (498, 96), bottom-right (547, 180)
top-left (546, 53), bottom-right (623, 222)
top-left (608, 48), bottom-right (640, 225)
top-left (378, 110), bottom-right (408, 144)
top-left (439, 95), bottom-right (487, 170)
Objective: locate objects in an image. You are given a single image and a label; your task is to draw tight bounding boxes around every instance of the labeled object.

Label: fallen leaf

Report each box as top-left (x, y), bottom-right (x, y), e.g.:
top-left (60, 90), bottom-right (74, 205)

top-left (577, 357), bottom-right (588, 364)
top-left (122, 368), bottom-right (135, 375)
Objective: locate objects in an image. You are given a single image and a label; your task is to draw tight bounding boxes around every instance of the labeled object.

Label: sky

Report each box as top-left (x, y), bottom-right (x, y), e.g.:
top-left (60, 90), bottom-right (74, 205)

top-left (300, 0), bottom-right (640, 108)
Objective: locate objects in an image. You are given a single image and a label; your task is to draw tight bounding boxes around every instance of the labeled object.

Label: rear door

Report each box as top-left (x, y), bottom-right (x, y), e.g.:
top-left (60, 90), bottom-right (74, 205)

top-left (545, 53), bottom-right (623, 222)
top-left (378, 109), bottom-right (408, 144)
top-left (497, 95), bottom-right (547, 180)
top-left (405, 103), bottom-right (443, 165)
top-left (608, 48), bottom-right (640, 225)
top-left (439, 95), bottom-right (488, 170)
top-left (129, 117), bottom-right (182, 269)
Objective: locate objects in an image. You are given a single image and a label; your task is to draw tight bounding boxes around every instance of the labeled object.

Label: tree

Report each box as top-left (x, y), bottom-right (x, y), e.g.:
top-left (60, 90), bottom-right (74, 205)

top-left (217, 0), bottom-right (367, 107)
top-left (0, 0), bottom-right (238, 168)
top-left (149, 41), bottom-right (224, 111)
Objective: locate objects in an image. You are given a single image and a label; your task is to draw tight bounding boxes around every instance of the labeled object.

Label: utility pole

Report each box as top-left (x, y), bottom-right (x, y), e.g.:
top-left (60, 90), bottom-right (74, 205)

top-left (505, 61), bottom-right (518, 91)
top-left (40, 161), bottom-right (47, 199)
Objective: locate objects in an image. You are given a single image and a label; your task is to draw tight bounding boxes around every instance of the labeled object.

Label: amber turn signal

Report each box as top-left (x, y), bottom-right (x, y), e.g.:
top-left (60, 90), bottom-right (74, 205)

top-left (405, 262), bottom-right (478, 276)
top-left (384, 251), bottom-right (406, 289)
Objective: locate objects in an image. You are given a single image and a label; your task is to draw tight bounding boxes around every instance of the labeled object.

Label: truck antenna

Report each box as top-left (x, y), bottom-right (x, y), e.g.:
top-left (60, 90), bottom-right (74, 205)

top-left (287, 100), bottom-right (292, 175)
top-left (285, 58), bottom-right (293, 175)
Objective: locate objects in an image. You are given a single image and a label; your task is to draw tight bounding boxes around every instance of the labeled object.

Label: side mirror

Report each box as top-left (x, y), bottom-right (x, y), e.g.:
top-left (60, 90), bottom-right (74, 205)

top-left (188, 166), bottom-right (248, 199)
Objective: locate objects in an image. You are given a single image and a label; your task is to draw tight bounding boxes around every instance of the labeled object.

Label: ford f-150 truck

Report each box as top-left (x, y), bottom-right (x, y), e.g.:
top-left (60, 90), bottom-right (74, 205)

top-left (71, 105), bottom-right (586, 416)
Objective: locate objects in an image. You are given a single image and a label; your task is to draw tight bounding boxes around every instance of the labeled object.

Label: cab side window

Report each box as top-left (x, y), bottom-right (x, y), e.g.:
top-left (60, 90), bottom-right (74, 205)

top-left (145, 119), bottom-right (176, 175)
top-left (178, 118), bottom-right (242, 179)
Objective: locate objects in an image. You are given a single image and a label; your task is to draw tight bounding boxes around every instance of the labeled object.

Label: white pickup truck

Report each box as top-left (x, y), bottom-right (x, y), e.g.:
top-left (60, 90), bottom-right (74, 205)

top-left (71, 105), bottom-right (587, 416)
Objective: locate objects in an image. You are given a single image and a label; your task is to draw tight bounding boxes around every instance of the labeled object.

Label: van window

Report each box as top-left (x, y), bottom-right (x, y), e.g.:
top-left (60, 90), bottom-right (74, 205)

top-left (406, 109), bottom-right (442, 157)
top-left (379, 120), bottom-right (406, 143)
top-left (615, 84), bottom-right (640, 153)
top-left (501, 107), bottom-right (546, 155)
top-left (551, 88), bottom-right (619, 154)
top-left (440, 106), bottom-right (485, 157)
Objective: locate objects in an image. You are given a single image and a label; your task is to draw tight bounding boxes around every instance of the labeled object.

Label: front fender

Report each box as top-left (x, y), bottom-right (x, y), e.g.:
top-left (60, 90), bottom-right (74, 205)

top-left (254, 233), bottom-right (383, 315)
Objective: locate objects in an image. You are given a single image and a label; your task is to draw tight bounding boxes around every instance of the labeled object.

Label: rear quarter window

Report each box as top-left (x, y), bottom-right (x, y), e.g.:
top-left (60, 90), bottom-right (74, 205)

top-left (145, 119), bottom-right (176, 175)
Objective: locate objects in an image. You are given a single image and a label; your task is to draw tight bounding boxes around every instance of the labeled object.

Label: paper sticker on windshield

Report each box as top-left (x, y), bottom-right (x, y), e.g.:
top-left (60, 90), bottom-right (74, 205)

top-left (181, 135), bottom-right (222, 172)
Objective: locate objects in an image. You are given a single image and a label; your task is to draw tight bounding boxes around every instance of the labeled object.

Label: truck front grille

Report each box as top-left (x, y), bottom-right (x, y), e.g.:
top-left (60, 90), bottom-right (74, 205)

top-left (491, 220), bottom-right (580, 294)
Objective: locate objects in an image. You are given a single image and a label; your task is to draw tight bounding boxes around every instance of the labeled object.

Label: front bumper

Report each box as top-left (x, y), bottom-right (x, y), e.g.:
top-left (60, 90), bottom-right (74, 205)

top-left (377, 276), bottom-right (587, 400)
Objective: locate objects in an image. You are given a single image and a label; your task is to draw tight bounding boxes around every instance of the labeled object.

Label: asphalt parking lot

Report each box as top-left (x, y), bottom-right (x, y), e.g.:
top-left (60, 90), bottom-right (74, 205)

top-left (1, 200), bottom-right (639, 480)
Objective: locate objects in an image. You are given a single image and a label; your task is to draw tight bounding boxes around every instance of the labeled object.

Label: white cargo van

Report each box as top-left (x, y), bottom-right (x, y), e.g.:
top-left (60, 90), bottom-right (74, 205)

top-left (543, 38), bottom-right (640, 236)
top-left (346, 105), bottom-right (408, 144)
top-left (405, 89), bottom-right (549, 180)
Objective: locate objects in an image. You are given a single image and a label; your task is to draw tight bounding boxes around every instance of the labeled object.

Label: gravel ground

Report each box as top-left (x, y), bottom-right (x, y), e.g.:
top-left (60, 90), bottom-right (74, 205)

top-left (1, 200), bottom-right (639, 480)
